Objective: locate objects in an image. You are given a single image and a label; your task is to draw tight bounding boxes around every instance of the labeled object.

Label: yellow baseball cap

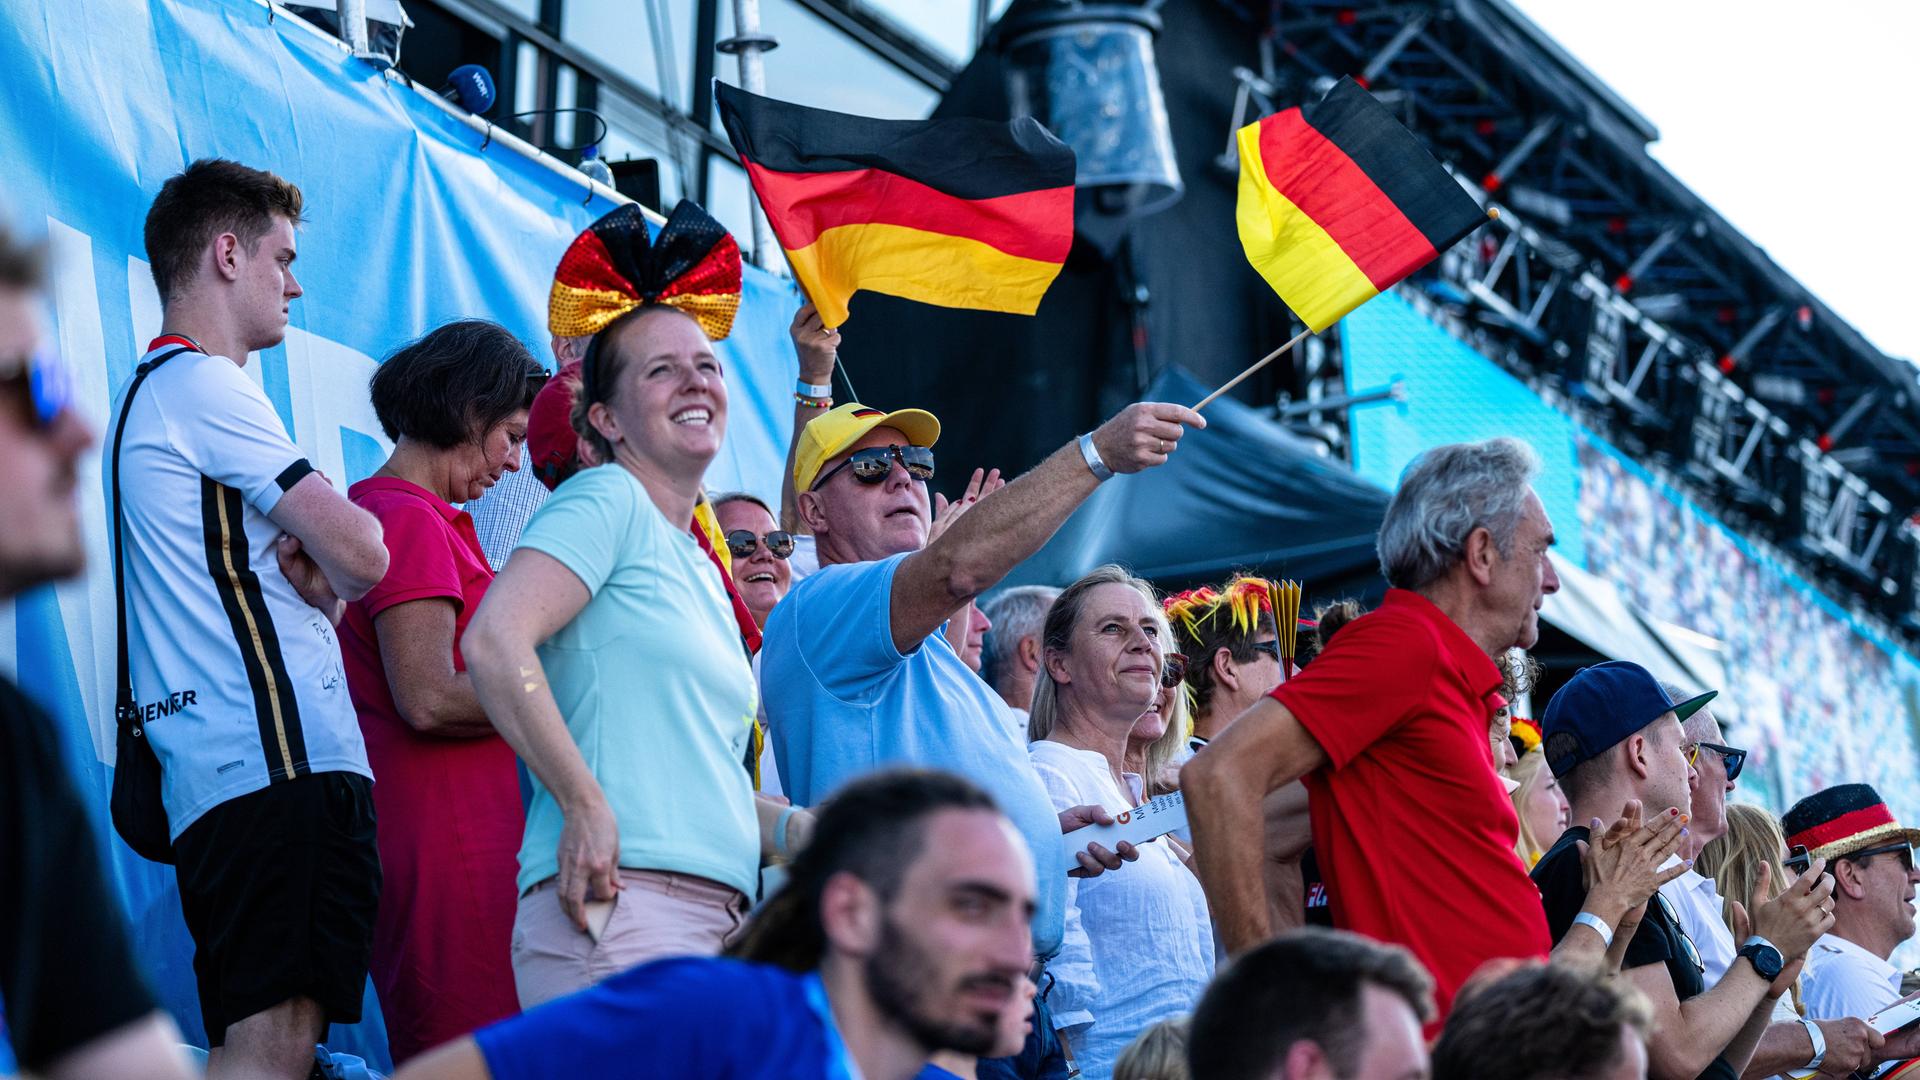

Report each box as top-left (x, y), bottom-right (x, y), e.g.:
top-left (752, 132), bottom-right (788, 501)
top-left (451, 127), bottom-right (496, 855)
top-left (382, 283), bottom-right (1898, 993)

top-left (794, 402), bottom-right (942, 493)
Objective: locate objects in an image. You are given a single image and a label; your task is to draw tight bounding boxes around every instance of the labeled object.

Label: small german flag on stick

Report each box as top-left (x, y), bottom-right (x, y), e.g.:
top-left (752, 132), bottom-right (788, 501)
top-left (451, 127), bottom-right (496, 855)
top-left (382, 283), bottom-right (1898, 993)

top-left (1196, 77), bottom-right (1492, 412)
top-left (715, 83), bottom-right (1076, 328)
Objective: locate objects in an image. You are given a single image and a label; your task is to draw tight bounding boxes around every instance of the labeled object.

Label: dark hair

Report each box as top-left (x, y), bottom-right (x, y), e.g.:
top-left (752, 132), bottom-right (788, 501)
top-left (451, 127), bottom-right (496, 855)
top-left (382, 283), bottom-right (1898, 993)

top-left (1311, 599), bottom-right (1366, 656)
top-left (727, 769), bottom-right (999, 972)
top-left (1188, 928), bottom-right (1434, 1080)
top-left (711, 491), bottom-right (775, 520)
top-left (1431, 963), bottom-right (1650, 1080)
top-left (1550, 713), bottom-right (1673, 806)
top-left (0, 223), bottom-right (44, 289)
top-left (144, 159), bottom-right (305, 303)
top-left (369, 320), bottom-right (546, 447)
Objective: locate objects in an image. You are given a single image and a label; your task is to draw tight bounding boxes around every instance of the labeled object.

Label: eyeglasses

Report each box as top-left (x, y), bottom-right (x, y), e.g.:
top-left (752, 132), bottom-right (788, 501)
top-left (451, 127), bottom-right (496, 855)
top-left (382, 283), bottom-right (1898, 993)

top-left (1786, 842), bottom-right (1917, 875)
top-left (1161, 653), bottom-right (1189, 688)
top-left (1684, 741), bottom-right (1747, 783)
top-left (1848, 842), bottom-right (1917, 874)
top-left (1249, 640), bottom-right (1283, 662)
top-left (725, 529), bottom-right (794, 560)
top-left (811, 444), bottom-right (935, 490)
top-left (1, 347), bottom-right (72, 431)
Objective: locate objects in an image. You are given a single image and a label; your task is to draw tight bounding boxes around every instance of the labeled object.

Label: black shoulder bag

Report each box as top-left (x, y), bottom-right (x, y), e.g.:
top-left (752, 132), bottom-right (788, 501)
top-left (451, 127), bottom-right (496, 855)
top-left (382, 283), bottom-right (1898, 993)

top-left (108, 345), bottom-right (193, 863)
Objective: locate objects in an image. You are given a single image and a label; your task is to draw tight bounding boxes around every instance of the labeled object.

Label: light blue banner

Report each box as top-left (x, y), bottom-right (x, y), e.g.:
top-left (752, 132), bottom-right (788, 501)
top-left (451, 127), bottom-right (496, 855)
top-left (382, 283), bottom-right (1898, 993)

top-left (0, 0), bottom-right (798, 1068)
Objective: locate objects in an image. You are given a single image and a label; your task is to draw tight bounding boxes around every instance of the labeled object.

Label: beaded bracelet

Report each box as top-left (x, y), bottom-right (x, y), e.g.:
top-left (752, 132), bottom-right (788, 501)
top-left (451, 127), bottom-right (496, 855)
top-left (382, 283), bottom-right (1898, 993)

top-left (794, 392), bottom-right (833, 409)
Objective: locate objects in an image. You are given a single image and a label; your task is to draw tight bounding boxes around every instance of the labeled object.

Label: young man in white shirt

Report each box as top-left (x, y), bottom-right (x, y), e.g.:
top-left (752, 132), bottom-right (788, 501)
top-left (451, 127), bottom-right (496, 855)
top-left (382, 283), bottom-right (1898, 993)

top-left (1786, 783), bottom-right (1920, 1073)
top-left (122, 159), bottom-right (388, 1079)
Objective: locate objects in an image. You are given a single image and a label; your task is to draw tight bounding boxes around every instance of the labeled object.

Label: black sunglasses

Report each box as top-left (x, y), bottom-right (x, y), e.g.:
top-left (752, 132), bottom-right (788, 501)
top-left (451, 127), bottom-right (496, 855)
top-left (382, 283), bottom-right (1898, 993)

top-left (1848, 842), bottom-right (1917, 874)
top-left (812, 444), bottom-right (935, 490)
top-left (725, 529), bottom-right (794, 560)
top-left (1685, 741), bottom-right (1747, 783)
top-left (1161, 653), bottom-right (1189, 688)
top-left (1250, 640), bottom-right (1283, 662)
top-left (1, 347), bottom-right (72, 431)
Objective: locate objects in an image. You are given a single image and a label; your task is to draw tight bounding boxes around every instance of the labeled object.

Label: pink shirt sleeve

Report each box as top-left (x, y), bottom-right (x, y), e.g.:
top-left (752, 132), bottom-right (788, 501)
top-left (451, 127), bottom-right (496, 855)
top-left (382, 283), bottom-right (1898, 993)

top-left (360, 495), bottom-right (464, 620)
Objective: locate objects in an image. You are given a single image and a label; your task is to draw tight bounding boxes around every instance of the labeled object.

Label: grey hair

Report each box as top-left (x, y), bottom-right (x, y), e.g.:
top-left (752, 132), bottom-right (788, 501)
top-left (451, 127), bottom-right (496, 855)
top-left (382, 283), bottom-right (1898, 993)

top-left (1377, 438), bottom-right (1542, 590)
top-left (980, 585), bottom-right (1063, 696)
top-left (1662, 682), bottom-right (1718, 740)
top-left (1028, 566), bottom-right (1160, 743)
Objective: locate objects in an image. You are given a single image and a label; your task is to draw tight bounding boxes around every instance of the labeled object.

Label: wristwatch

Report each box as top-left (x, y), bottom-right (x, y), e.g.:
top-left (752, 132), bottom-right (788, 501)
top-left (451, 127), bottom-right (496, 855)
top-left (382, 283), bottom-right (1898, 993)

top-left (1738, 935), bottom-right (1784, 981)
top-left (1797, 1016), bottom-right (1826, 1071)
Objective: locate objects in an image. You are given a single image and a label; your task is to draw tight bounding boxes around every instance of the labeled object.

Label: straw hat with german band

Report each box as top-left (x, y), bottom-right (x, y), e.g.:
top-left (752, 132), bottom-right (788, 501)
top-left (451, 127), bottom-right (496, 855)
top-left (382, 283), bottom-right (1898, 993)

top-left (1782, 783), bottom-right (1920, 864)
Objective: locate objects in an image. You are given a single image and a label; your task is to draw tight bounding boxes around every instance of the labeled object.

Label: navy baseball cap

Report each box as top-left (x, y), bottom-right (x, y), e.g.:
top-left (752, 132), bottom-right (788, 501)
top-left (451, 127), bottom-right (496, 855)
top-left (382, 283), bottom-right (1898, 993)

top-left (1541, 661), bottom-right (1718, 779)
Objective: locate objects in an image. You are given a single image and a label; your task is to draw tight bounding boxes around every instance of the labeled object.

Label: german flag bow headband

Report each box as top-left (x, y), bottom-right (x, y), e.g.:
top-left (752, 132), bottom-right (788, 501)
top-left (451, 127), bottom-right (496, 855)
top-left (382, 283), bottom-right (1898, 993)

top-left (548, 200), bottom-right (742, 342)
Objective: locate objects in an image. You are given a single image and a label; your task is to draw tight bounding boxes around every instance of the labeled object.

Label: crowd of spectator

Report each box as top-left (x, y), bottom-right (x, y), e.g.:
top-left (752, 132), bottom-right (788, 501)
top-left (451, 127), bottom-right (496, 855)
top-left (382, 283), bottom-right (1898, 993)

top-left (8, 160), bottom-right (1920, 1080)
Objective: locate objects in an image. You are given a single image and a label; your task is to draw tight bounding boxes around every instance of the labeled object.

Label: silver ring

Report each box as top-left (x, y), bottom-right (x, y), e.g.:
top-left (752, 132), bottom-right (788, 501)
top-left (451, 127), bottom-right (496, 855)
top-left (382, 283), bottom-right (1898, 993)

top-left (1159, 439), bottom-right (1168, 453)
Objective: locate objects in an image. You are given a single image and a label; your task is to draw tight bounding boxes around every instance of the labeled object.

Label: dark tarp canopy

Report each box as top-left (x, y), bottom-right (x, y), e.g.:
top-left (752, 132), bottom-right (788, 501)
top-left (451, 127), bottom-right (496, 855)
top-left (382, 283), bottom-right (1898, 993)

top-left (1000, 367), bottom-right (1392, 599)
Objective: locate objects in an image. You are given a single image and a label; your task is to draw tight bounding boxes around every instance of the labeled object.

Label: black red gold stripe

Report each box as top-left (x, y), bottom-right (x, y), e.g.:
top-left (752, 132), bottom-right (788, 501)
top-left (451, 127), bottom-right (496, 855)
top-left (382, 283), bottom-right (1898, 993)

top-left (201, 477), bottom-right (307, 782)
top-left (715, 82), bottom-right (1075, 326)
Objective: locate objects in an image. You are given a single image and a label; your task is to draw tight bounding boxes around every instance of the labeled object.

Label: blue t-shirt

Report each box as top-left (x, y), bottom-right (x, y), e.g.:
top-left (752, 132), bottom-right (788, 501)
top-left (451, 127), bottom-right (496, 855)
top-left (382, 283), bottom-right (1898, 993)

top-left (762, 554), bottom-right (1067, 956)
top-left (476, 957), bottom-right (952, 1079)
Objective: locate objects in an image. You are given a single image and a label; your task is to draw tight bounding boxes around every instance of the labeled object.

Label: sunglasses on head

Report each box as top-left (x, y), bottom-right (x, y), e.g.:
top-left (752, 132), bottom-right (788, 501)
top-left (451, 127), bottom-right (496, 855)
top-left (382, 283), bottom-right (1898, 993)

top-left (1161, 653), bottom-right (1189, 688)
top-left (811, 444), bottom-right (934, 490)
top-left (725, 529), bottom-right (794, 560)
top-left (1, 346), bottom-right (72, 431)
top-left (1684, 741), bottom-right (1747, 783)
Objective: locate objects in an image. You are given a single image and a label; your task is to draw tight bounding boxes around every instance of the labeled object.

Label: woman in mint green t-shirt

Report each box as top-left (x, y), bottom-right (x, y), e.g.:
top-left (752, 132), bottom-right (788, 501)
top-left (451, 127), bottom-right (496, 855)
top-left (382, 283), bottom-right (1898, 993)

top-left (465, 303), bottom-right (797, 1008)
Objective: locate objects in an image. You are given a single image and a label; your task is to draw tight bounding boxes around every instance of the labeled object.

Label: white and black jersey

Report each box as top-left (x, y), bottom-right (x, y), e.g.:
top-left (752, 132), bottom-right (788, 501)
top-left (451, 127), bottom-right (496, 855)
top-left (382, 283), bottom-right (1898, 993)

top-left (114, 338), bottom-right (370, 839)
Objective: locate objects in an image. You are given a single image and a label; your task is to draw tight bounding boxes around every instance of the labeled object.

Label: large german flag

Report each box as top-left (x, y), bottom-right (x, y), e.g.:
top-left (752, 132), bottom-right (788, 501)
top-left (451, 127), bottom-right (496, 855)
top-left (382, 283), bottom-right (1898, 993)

top-left (716, 83), bottom-right (1075, 327)
top-left (1238, 77), bottom-right (1488, 332)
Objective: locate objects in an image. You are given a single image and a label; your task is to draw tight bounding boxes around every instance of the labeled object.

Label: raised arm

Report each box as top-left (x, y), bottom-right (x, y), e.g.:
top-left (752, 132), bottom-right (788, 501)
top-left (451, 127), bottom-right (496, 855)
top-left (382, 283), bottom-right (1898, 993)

top-left (1184, 696), bottom-right (1328, 955)
top-left (781, 303), bottom-right (839, 534)
top-left (460, 548), bottom-right (602, 928)
top-left (268, 471), bottom-right (388, 600)
top-left (886, 401), bottom-right (1203, 653)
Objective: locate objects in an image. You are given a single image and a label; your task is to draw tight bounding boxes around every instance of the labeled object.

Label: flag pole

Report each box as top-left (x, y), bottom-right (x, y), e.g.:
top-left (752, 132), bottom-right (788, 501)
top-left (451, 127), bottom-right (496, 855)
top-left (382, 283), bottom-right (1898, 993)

top-left (1193, 327), bottom-right (1314, 413)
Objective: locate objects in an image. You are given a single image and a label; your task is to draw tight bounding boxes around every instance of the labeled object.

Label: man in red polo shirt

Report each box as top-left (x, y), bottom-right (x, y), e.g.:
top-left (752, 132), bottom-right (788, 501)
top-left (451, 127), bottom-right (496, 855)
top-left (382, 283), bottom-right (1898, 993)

top-left (1185, 437), bottom-right (1559, 1026)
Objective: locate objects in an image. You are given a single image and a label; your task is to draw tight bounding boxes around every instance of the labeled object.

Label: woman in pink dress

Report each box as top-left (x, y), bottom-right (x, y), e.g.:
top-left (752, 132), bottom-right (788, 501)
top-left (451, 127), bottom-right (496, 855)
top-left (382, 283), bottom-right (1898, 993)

top-left (339, 319), bottom-right (546, 1062)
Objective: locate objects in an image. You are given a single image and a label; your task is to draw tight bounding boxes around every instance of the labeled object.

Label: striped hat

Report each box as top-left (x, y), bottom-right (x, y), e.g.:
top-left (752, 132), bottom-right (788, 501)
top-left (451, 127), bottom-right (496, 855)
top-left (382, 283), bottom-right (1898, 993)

top-left (1781, 783), bottom-right (1920, 862)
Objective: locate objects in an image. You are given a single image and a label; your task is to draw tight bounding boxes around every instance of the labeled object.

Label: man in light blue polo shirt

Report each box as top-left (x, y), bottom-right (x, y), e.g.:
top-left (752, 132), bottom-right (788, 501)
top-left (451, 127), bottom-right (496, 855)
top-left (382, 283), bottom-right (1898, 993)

top-left (762, 397), bottom-right (1203, 1066)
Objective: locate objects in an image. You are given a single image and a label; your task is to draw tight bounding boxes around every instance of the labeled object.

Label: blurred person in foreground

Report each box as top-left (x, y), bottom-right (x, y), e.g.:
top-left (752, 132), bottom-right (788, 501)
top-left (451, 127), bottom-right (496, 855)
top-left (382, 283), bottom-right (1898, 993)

top-left (1535, 661), bottom-right (1833, 1080)
top-left (0, 225), bottom-right (194, 1080)
top-left (1186, 927), bottom-right (1432, 1080)
top-left (762, 383), bottom-right (1205, 1072)
top-left (1112, 1019), bottom-right (1187, 1080)
top-left (128, 160), bottom-right (389, 1078)
top-left (1430, 961), bottom-right (1651, 1080)
top-left (1183, 438), bottom-right (1561, 1025)
top-left (980, 585), bottom-right (1062, 717)
top-left (1027, 567), bottom-right (1213, 1080)
top-left (946, 600), bottom-right (993, 673)
top-left (463, 202), bottom-right (807, 1006)
top-left (1785, 783), bottom-right (1920, 1061)
top-left (1653, 691), bottom-right (1880, 1078)
top-left (393, 770), bottom-right (1035, 1080)
top-left (338, 320), bottom-right (546, 1061)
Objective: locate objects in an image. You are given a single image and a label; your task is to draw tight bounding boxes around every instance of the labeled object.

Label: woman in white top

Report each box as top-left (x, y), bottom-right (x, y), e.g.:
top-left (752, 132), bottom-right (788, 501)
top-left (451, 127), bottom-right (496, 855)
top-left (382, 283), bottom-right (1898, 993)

top-left (1027, 565), bottom-right (1213, 1080)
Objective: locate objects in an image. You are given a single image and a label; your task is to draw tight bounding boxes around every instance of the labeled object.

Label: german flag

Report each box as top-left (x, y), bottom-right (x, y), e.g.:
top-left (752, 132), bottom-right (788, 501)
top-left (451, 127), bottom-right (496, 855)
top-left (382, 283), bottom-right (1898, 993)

top-left (715, 83), bottom-right (1075, 327)
top-left (1238, 77), bottom-right (1489, 332)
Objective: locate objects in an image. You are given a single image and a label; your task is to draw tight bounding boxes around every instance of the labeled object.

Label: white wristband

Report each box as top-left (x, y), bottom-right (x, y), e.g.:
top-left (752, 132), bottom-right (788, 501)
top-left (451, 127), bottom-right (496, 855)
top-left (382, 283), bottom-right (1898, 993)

top-left (797, 378), bottom-right (833, 398)
top-left (1078, 432), bottom-right (1114, 482)
top-left (1572, 911), bottom-right (1615, 949)
top-left (1798, 1016), bottom-right (1825, 1069)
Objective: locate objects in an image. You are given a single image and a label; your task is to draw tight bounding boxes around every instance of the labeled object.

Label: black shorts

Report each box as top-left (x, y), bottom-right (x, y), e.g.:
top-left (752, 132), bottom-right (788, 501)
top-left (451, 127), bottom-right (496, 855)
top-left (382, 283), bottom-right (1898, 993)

top-left (173, 771), bottom-right (381, 1046)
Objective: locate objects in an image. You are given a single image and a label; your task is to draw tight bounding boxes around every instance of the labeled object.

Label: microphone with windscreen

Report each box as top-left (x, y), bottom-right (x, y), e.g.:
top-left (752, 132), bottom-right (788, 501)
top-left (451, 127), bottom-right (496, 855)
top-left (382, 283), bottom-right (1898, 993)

top-left (439, 64), bottom-right (495, 114)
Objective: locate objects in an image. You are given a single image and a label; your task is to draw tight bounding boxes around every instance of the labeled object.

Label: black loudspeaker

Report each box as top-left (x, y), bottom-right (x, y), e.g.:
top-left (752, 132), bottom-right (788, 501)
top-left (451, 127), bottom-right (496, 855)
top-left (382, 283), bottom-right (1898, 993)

top-left (610, 159), bottom-right (662, 213)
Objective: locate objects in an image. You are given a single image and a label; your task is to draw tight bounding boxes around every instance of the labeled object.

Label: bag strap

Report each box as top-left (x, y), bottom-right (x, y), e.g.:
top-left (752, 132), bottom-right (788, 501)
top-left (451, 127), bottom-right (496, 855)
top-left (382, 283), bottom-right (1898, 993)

top-left (113, 346), bottom-right (194, 738)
